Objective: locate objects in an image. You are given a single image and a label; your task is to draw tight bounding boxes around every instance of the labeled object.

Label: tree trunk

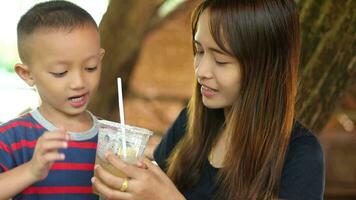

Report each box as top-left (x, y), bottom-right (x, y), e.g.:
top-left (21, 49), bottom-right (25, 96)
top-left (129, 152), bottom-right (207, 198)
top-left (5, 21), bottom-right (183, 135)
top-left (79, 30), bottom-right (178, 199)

top-left (89, 0), bottom-right (193, 121)
top-left (88, 0), bottom-right (165, 120)
top-left (296, 0), bottom-right (356, 133)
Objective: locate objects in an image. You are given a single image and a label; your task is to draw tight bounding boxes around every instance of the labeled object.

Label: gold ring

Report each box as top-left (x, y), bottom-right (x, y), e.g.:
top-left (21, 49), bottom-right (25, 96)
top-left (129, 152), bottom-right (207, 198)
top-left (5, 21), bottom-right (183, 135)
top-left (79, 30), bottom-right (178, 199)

top-left (120, 178), bottom-right (129, 192)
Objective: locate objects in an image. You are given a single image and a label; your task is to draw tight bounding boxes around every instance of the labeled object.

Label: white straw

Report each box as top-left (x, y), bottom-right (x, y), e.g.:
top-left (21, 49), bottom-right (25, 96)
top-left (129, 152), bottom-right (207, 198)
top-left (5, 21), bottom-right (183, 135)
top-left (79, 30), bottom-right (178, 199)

top-left (117, 78), bottom-right (127, 158)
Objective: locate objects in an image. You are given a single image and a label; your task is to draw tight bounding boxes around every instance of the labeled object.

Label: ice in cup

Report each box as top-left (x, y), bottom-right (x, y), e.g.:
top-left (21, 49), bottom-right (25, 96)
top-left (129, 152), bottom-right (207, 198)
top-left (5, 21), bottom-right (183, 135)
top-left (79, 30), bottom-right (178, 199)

top-left (94, 119), bottom-right (153, 182)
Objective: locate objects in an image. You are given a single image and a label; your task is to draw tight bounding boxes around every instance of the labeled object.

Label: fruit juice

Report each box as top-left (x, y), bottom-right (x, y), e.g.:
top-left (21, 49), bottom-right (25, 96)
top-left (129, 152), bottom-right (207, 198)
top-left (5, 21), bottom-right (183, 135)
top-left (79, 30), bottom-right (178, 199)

top-left (92, 120), bottom-right (152, 196)
top-left (93, 146), bottom-right (139, 195)
top-left (94, 147), bottom-right (137, 178)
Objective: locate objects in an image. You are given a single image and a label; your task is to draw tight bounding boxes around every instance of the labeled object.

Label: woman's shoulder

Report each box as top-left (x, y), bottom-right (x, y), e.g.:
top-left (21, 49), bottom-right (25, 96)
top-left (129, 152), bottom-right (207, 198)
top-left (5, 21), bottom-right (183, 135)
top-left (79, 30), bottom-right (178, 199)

top-left (153, 107), bottom-right (188, 169)
top-left (173, 107), bottom-right (188, 128)
top-left (279, 121), bottom-right (325, 199)
top-left (290, 121), bottom-right (316, 140)
top-left (288, 121), bottom-right (323, 157)
top-left (167, 107), bottom-right (188, 141)
top-left (288, 121), bottom-right (324, 164)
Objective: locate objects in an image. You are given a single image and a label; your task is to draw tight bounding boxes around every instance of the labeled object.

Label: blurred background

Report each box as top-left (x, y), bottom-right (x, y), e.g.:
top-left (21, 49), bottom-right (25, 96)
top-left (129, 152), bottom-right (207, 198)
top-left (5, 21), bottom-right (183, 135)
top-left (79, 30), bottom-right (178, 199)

top-left (0, 0), bottom-right (355, 199)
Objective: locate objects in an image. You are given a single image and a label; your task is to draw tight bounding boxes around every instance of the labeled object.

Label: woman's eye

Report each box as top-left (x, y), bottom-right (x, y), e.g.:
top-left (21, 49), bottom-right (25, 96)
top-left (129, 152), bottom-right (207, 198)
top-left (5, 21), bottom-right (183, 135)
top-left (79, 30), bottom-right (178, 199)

top-left (86, 66), bottom-right (97, 72)
top-left (50, 71), bottom-right (67, 78)
top-left (215, 60), bottom-right (230, 65)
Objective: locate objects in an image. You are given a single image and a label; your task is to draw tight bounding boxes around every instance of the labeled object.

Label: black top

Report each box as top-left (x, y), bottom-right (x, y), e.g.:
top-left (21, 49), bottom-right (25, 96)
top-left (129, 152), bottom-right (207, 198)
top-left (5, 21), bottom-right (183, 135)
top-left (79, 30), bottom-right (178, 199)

top-left (154, 108), bottom-right (325, 200)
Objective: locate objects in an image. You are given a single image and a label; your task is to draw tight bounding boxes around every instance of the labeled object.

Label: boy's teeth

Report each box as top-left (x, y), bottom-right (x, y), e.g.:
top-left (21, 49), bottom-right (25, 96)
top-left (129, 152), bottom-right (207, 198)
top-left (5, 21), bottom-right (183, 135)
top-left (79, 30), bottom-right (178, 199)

top-left (70, 96), bottom-right (83, 102)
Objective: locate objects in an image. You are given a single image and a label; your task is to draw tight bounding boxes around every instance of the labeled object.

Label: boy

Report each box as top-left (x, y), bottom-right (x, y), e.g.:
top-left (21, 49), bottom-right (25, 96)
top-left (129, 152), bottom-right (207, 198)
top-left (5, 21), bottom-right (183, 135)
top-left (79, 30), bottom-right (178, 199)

top-left (0, 1), bottom-right (105, 199)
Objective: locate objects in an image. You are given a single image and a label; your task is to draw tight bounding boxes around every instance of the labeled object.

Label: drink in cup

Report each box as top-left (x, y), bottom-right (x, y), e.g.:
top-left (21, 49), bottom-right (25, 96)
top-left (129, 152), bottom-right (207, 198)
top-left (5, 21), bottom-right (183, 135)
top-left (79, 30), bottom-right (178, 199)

top-left (93, 119), bottom-right (152, 193)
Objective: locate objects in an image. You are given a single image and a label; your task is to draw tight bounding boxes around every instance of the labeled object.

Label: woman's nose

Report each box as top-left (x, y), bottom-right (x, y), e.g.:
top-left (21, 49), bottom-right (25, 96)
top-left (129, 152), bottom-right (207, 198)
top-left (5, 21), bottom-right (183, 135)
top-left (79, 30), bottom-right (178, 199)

top-left (195, 56), bottom-right (213, 80)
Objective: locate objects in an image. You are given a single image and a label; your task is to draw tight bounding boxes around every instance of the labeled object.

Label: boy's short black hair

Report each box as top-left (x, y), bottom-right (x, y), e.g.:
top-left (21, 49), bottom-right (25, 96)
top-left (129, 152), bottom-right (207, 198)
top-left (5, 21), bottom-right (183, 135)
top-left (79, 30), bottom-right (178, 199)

top-left (17, 0), bottom-right (98, 63)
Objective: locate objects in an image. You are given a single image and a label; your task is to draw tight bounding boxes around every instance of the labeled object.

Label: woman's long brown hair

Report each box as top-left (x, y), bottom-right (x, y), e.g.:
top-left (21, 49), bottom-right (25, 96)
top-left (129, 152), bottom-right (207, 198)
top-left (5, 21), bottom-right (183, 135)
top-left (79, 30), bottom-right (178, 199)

top-left (166, 0), bottom-right (300, 199)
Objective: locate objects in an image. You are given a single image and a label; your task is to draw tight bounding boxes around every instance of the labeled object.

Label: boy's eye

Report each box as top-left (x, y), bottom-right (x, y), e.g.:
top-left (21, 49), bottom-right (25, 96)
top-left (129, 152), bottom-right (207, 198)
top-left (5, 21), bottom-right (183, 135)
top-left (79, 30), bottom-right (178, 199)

top-left (195, 49), bottom-right (204, 55)
top-left (86, 66), bottom-right (97, 72)
top-left (50, 71), bottom-right (67, 78)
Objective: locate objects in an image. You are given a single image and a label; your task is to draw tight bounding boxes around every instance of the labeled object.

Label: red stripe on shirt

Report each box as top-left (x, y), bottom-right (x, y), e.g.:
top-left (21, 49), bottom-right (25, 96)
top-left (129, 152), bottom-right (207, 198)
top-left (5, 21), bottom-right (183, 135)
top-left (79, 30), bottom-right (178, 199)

top-left (0, 163), bottom-right (9, 171)
top-left (68, 141), bottom-right (97, 149)
top-left (51, 163), bottom-right (94, 170)
top-left (10, 141), bottom-right (97, 151)
top-left (0, 121), bottom-right (43, 133)
top-left (12, 140), bottom-right (37, 150)
top-left (0, 141), bottom-right (11, 153)
top-left (22, 186), bottom-right (93, 194)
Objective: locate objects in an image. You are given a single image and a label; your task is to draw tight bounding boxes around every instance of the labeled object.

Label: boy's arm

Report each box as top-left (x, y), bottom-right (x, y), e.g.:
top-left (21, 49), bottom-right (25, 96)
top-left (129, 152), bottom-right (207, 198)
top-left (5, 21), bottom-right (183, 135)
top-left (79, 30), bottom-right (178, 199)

top-left (0, 162), bottom-right (39, 199)
top-left (0, 128), bottom-right (69, 199)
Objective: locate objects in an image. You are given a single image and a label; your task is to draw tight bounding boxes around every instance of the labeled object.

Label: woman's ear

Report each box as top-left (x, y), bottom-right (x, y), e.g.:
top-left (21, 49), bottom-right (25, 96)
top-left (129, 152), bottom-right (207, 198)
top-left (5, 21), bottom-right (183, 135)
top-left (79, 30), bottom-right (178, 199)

top-left (14, 63), bottom-right (35, 86)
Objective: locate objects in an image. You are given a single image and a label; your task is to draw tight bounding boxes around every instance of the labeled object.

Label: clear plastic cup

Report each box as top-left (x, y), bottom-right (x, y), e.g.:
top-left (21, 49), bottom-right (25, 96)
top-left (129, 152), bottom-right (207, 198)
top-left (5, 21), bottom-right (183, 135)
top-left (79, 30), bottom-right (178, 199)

top-left (94, 119), bottom-right (153, 179)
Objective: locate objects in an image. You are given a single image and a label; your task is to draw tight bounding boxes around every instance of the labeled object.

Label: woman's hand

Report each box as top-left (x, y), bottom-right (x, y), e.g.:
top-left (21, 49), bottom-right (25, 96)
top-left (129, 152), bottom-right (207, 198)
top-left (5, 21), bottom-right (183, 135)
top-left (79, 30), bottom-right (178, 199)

top-left (92, 152), bottom-right (185, 200)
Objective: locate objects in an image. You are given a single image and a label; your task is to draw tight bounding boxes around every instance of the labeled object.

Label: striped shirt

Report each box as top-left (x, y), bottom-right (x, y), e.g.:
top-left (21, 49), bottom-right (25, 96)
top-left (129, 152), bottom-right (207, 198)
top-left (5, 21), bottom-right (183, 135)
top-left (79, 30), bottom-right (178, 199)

top-left (0, 109), bottom-right (99, 199)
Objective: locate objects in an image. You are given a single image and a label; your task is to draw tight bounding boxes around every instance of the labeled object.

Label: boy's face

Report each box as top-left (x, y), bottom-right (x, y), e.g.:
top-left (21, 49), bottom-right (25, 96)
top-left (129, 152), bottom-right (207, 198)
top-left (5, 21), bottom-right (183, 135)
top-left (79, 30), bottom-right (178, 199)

top-left (16, 25), bottom-right (104, 118)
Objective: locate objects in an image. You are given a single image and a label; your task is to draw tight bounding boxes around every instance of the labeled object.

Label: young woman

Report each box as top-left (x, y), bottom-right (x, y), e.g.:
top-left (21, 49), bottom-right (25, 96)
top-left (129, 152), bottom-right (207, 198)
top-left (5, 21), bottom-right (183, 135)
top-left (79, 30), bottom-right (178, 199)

top-left (91, 0), bottom-right (325, 199)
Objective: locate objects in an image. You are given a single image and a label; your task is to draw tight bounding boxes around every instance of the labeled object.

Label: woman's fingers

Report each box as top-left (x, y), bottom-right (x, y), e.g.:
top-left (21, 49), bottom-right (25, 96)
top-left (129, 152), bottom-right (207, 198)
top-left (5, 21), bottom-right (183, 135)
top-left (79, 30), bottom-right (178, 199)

top-left (141, 157), bottom-right (164, 176)
top-left (105, 152), bottom-right (144, 179)
top-left (91, 177), bottom-right (131, 200)
top-left (135, 159), bottom-right (148, 169)
top-left (94, 165), bottom-right (126, 190)
top-left (95, 154), bottom-right (182, 200)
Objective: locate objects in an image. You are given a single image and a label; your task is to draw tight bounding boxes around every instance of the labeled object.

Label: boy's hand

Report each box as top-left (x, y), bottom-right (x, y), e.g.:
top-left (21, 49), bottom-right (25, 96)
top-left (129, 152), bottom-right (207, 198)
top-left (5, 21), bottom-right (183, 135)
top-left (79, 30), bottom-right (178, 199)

top-left (28, 127), bottom-right (69, 181)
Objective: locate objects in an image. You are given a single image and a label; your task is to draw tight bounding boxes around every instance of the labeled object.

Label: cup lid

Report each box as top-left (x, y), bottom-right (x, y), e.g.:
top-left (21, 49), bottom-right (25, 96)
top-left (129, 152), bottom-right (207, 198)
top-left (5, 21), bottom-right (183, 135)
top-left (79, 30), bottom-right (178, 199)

top-left (97, 119), bottom-right (153, 136)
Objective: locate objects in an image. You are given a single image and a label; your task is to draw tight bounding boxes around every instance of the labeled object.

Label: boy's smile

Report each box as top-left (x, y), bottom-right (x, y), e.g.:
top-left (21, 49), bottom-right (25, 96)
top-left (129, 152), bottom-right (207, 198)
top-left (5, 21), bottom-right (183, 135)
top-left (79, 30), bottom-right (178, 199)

top-left (68, 92), bottom-right (89, 108)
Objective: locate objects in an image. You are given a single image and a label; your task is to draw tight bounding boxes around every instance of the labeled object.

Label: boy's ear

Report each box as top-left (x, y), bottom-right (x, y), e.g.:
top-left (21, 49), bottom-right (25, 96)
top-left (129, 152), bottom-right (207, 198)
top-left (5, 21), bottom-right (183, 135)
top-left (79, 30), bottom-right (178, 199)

top-left (14, 63), bottom-right (35, 86)
top-left (99, 48), bottom-right (105, 60)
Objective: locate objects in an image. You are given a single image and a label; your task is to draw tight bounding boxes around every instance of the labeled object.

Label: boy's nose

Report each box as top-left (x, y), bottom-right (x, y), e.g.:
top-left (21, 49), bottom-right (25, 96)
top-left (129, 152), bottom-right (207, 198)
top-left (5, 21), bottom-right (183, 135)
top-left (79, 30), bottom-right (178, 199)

top-left (70, 72), bottom-right (85, 90)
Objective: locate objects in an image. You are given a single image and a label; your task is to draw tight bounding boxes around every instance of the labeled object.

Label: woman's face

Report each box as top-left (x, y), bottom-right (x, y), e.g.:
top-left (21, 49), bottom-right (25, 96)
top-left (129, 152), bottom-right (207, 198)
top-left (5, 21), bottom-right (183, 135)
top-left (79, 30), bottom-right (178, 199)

top-left (194, 10), bottom-right (242, 110)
